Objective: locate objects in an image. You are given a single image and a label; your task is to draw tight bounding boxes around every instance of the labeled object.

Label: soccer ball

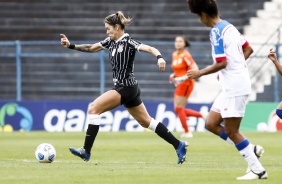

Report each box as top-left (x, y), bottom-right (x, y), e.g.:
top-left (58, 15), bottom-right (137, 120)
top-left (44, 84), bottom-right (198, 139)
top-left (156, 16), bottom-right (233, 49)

top-left (35, 143), bottom-right (56, 163)
top-left (257, 122), bottom-right (268, 132)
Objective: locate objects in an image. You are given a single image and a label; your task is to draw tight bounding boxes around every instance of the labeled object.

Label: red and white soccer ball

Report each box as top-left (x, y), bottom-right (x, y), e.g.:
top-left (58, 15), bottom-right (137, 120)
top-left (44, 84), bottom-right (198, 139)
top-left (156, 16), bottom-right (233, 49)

top-left (35, 143), bottom-right (56, 163)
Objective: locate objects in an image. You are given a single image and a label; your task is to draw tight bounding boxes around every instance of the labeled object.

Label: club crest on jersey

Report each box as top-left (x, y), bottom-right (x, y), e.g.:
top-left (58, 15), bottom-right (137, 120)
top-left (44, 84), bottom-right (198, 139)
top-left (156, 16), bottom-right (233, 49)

top-left (117, 44), bottom-right (124, 53)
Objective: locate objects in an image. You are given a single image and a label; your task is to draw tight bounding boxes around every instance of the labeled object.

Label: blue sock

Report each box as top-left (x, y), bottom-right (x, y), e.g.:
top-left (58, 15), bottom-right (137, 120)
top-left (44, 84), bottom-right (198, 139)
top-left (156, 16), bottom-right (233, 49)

top-left (235, 139), bottom-right (250, 151)
top-left (276, 109), bottom-right (282, 119)
top-left (219, 129), bottom-right (228, 141)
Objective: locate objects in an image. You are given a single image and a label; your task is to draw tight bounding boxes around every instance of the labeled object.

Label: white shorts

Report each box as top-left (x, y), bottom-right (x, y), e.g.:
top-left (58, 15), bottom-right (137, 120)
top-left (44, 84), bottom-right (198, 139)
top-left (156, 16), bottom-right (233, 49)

top-left (211, 93), bottom-right (248, 118)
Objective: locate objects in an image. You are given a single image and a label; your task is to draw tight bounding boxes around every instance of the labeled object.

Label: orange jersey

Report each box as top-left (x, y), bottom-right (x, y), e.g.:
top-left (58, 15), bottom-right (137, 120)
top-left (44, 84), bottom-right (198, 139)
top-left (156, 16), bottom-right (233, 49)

top-left (171, 49), bottom-right (196, 77)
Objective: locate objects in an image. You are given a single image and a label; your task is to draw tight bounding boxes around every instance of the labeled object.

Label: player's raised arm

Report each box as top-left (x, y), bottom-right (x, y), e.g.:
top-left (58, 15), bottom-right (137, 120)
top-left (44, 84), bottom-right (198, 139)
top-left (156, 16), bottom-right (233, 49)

top-left (139, 44), bottom-right (166, 72)
top-left (60, 34), bottom-right (103, 53)
top-left (268, 48), bottom-right (282, 76)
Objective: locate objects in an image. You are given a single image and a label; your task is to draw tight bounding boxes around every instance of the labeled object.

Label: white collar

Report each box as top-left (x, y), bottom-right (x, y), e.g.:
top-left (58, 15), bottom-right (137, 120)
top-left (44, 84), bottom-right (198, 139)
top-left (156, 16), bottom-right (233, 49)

top-left (115, 33), bottom-right (129, 43)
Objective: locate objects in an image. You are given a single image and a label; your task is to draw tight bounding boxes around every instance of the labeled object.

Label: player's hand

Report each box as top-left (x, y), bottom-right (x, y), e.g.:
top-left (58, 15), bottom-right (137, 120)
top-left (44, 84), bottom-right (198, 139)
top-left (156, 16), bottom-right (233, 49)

top-left (268, 48), bottom-right (278, 63)
top-left (158, 58), bottom-right (166, 72)
top-left (173, 75), bottom-right (188, 87)
top-left (187, 69), bottom-right (201, 79)
top-left (169, 73), bottom-right (175, 83)
top-left (60, 34), bottom-right (70, 48)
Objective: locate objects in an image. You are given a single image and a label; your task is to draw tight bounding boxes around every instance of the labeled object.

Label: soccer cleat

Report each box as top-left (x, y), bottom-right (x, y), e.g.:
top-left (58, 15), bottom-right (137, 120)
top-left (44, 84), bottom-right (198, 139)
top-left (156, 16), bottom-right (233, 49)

top-left (69, 147), bottom-right (91, 161)
top-left (176, 141), bottom-right (188, 164)
top-left (237, 170), bottom-right (268, 180)
top-left (246, 145), bottom-right (264, 173)
top-left (180, 132), bottom-right (193, 138)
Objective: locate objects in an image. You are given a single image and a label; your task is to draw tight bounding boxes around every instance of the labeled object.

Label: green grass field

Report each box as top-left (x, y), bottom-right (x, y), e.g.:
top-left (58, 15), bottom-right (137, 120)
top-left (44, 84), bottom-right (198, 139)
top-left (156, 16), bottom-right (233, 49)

top-left (1, 131), bottom-right (281, 184)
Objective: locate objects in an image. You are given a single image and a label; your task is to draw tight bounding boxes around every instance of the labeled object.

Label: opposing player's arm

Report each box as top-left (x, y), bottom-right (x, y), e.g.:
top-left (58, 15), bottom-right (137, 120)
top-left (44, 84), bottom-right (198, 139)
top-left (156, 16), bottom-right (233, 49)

top-left (242, 44), bottom-right (253, 60)
top-left (268, 48), bottom-right (282, 76)
top-left (60, 34), bottom-right (103, 53)
top-left (187, 60), bottom-right (227, 79)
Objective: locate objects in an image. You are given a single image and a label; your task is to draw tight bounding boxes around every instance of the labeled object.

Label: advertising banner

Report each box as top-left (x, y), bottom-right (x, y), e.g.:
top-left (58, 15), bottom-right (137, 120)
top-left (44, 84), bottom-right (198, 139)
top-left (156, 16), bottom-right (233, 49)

top-left (1, 100), bottom-right (280, 132)
top-left (0, 100), bottom-right (210, 132)
top-left (241, 102), bottom-right (282, 132)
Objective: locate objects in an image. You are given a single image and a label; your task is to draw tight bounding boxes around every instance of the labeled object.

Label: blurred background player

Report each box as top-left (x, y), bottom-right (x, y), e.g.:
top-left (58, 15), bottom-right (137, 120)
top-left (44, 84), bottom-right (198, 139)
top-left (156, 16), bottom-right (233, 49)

top-left (187, 0), bottom-right (267, 180)
top-left (268, 48), bottom-right (282, 119)
top-left (169, 36), bottom-right (203, 138)
top-left (60, 11), bottom-right (187, 164)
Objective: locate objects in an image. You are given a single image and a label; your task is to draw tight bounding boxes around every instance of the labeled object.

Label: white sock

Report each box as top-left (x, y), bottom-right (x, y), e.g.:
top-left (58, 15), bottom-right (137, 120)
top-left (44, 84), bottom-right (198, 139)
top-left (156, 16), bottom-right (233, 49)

top-left (226, 138), bottom-right (234, 145)
top-left (88, 114), bottom-right (100, 125)
top-left (148, 118), bottom-right (159, 132)
top-left (239, 144), bottom-right (265, 173)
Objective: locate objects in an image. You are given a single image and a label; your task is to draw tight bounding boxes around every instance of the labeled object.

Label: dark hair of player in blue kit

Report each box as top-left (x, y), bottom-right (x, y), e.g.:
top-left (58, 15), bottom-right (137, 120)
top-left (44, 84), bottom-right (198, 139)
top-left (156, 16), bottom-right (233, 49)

top-left (187, 0), bottom-right (218, 17)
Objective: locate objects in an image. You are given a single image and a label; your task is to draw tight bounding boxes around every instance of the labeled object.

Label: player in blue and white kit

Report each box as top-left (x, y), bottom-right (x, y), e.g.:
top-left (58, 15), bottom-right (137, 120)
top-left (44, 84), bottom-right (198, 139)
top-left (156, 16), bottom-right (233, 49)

top-left (187, 0), bottom-right (267, 180)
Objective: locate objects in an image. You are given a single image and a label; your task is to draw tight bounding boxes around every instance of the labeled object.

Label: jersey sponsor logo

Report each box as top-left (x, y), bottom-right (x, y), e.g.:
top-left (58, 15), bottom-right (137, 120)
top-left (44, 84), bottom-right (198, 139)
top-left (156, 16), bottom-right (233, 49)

top-left (172, 58), bottom-right (182, 66)
top-left (211, 28), bottom-right (221, 46)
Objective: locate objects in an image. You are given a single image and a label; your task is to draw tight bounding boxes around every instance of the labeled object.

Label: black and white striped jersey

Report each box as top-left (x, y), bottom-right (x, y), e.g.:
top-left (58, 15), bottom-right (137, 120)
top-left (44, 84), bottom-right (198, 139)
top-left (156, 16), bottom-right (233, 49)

top-left (99, 33), bottom-right (143, 86)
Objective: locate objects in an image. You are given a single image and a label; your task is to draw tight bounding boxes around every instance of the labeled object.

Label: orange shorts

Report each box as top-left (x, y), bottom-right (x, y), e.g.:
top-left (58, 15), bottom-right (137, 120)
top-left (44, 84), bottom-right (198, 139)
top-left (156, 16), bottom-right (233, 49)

top-left (174, 80), bottom-right (195, 98)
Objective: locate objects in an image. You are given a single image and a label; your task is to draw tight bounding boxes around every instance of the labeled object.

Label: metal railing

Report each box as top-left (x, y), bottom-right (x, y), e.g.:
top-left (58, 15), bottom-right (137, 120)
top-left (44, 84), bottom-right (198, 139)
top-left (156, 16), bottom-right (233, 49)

top-left (0, 41), bottom-right (211, 101)
top-left (0, 41), bottom-right (106, 101)
top-left (0, 40), bottom-right (281, 101)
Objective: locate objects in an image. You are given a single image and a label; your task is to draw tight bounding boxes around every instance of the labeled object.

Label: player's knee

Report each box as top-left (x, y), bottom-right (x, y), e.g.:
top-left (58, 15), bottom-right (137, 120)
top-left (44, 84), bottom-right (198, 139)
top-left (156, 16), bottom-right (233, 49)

top-left (276, 109), bottom-right (282, 119)
top-left (87, 102), bottom-right (99, 114)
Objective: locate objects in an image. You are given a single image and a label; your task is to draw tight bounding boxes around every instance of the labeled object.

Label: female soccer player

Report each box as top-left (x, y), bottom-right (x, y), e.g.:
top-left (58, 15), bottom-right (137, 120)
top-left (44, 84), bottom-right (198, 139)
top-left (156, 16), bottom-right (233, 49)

top-left (169, 36), bottom-right (203, 138)
top-left (187, 0), bottom-right (267, 180)
top-left (60, 11), bottom-right (187, 164)
top-left (268, 48), bottom-right (282, 119)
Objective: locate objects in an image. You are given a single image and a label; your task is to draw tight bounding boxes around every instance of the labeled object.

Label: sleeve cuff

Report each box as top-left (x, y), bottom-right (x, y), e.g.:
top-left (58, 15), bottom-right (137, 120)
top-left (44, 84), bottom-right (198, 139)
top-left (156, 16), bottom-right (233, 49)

top-left (242, 41), bottom-right (249, 48)
top-left (215, 57), bottom-right (227, 62)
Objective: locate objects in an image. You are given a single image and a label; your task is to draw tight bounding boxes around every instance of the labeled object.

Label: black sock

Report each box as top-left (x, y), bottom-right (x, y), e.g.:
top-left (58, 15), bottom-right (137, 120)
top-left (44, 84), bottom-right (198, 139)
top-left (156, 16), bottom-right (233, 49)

top-left (83, 124), bottom-right (99, 154)
top-left (155, 123), bottom-right (180, 149)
